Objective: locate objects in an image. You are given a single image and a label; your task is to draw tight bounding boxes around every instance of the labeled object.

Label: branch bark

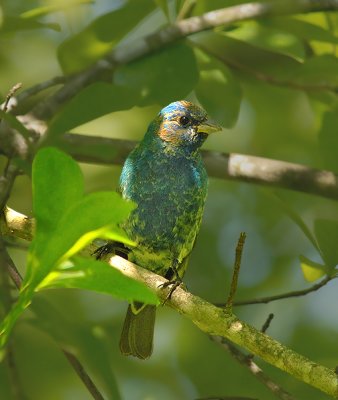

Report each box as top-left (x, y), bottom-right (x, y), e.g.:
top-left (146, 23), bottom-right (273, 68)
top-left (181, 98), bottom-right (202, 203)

top-left (57, 134), bottom-right (338, 201)
top-left (211, 336), bottom-right (295, 400)
top-left (105, 253), bottom-right (338, 398)
top-left (29, 0), bottom-right (338, 120)
top-left (1, 208), bottom-right (337, 397)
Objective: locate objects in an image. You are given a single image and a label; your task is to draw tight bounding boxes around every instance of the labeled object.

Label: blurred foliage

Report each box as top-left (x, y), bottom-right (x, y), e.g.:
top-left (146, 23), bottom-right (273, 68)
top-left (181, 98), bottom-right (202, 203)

top-left (1, 0), bottom-right (338, 399)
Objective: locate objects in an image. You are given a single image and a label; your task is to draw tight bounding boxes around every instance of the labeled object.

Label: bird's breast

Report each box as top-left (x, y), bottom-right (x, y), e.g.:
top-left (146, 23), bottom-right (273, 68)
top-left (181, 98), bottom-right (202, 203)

top-left (120, 151), bottom-right (208, 272)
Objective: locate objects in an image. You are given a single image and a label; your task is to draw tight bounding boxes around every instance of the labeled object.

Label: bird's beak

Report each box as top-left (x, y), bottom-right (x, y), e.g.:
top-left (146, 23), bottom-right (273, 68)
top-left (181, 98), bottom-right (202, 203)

top-left (196, 119), bottom-right (222, 135)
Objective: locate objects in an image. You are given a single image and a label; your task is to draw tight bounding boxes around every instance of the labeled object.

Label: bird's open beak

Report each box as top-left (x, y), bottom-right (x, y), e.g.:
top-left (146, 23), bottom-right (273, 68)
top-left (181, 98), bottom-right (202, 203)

top-left (196, 119), bottom-right (222, 135)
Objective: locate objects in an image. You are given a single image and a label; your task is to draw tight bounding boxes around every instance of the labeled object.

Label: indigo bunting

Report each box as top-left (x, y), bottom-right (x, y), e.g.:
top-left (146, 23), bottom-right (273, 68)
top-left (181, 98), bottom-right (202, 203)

top-left (112, 100), bottom-right (220, 359)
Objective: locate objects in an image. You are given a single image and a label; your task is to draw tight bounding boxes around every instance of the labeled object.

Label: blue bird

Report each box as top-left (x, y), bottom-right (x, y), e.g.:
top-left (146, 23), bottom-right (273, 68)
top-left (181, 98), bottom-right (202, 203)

top-left (105, 100), bottom-right (220, 359)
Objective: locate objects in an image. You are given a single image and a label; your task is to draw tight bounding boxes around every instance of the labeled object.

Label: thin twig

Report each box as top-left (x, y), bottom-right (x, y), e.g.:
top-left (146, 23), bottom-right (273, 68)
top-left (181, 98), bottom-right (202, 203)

top-left (16, 76), bottom-right (66, 104)
top-left (103, 254), bottom-right (338, 397)
top-left (0, 228), bottom-right (106, 400)
top-left (1, 83), bottom-right (22, 114)
top-left (226, 233), bottom-right (246, 311)
top-left (0, 237), bottom-right (26, 399)
top-left (1, 207), bottom-right (336, 308)
top-left (261, 313), bottom-right (274, 334)
top-left (29, 0), bottom-right (338, 120)
top-left (192, 39), bottom-right (338, 92)
top-left (0, 160), bottom-right (20, 212)
top-left (211, 336), bottom-right (296, 400)
top-left (232, 275), bottom-right (334, 306)
top-left (63, 351), bottom-right (105, 400)
top-left (177, 0), bottom-right (197, 20)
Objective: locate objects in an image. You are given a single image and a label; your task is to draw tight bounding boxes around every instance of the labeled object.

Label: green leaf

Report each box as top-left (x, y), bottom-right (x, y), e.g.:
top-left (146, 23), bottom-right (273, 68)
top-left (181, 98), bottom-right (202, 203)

top-left (314, 219), bottom-right (338, 270)
top-left (31, 147), bottom-right (83, 247)
top-left (264, 192), bottom-right (319, 252)
top-left (1, 148), bottom-right (135, 352)
top-left (57, 0), bottom-right (155, 74)
top-left (227, 21), bottom-right (305, 61)
top-left (262, 16), bottom-right (338, 45)
top-left (318, 111), bottom-right (338, 173)
top-left (20, 0), bottom-right (93, 19)
top-left (47, 83), bottom-right (136, 138)
top-left (299, 255), bottom-right (327, 282)
top-left (39, 257), bottom-right (158, 305)
top-left (0, 16), bottom-right (60, 33)
top-left (154, 0), bottom-right (169, 19)
top-left (114, 42), bottom-right (199, 106)
top-left (290, 55), bottom-right (338, 89)
top-left (191, 32), bottom-right (301, 81)
top-left (30, 191), bottom-right (135, 286)
top-left (194, 48), bottom-right (242, 128)
top-left (30, 296), bottom-right (122, 400)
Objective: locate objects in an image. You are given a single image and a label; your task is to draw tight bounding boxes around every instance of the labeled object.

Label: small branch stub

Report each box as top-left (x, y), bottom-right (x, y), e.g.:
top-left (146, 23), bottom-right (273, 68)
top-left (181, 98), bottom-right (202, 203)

top-left (226, 232), bottom-right (247, 311)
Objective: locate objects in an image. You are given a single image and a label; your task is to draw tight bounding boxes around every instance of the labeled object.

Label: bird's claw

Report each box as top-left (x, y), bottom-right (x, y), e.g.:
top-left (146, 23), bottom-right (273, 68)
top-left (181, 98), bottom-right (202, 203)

top-left (159, 279), bottom-right (183, 304)
top-left (93, 242), bottom-right (116, 260)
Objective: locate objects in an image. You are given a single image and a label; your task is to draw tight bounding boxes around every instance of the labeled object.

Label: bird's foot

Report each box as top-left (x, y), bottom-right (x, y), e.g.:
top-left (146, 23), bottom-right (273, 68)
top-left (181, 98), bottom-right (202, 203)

top-left (159, 278), bottom-right (183, 304)
top-left (93, 242), bottom-right (116, 260)
top-left (93, 242), bottom-right (129, 260)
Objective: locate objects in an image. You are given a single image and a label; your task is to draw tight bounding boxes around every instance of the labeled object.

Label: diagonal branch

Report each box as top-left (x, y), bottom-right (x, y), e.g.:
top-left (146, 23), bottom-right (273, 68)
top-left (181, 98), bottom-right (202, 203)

top-left (211, 336), bottom-right (295, 400)
top-left (29, 0), bottom-right (338, 120)
top-left (57, 134), bottom-right (338, 201)
top-left (0, 217), bottom-right (106, 400)
top-left (232, 275), bottom-right (335, 306)
top-left (104, 253), bottom-right (338, 398)
top-left (1, 207), bottom-right (337, 397)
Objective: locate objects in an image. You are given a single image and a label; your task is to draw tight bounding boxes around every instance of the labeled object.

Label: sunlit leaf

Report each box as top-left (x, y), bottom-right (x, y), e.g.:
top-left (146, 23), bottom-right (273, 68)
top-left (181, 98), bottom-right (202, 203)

top-left (30, 191), bottom-right (135, 286)
top-left (314, 219), bottom-right (338, 270)
top-left (58, 0), bottom-right (155, 73)
top-left (20, 0), bottom-right (93, 19)
top-left (299, 255), bottom-right (327, 282)
top-left (0, 16), bottom-right (60, 33)
top-left (0, 148), bottom-right (135, 352)
top-left (39, 257), bottom-right (159, 305)
top-left (31, 148), bottom-right (83, 254)
top-left (114, 42), bottom-right (199, 106)
top-left (290, 55), bottom-right (338, 89)
top-left (194, 48), bottom-right (242, 128)
top-left (191, 31), bottom-right (301, 81)
top-left (227, 21), bottom-right (306, 61)
top-left (262, 16), bottom-right (338, 45)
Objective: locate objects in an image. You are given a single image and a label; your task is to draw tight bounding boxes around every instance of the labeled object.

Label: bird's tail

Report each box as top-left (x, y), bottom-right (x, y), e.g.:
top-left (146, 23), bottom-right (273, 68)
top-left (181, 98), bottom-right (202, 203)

top-left (119, 302), bottom-right (156, 360)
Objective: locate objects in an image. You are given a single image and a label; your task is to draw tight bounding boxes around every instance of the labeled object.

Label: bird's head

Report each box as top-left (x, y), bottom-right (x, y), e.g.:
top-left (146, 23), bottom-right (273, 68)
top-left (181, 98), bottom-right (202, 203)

top-left (149, 100), bottom-right (221, 152)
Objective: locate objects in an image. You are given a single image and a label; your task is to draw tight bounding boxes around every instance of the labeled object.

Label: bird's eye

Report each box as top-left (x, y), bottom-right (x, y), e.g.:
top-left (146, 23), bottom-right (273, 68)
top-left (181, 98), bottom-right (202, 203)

top-left (179, 116), bottom-right (190, 126)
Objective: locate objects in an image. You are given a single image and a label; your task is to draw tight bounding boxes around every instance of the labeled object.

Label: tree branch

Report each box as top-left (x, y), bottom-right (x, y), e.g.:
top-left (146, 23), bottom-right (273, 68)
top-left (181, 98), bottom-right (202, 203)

top-left (0, 237), bottom-right (26, 400)
top-left (0, 215), bottom-right (105, 400)
top-left (211, 336), bottom-right (295, 400)
top-left (232, 275), bottom-right (335, 306)
top-left (1, 208), bottom-right (337, 396)
top-left (226, 233), bottom-right (246, 311)
top-left (62, 351), bottom-right (105, 400)
top-left (103, 253), bottom-right (338, 398)
top-left (29, 0), bottom-right (338, 120)
top-left (57, 134), bottom-right (338, 201)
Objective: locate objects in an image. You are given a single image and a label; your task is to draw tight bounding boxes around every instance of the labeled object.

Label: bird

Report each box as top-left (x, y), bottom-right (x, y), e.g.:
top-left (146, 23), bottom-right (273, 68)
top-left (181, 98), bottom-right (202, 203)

top-left (98, 100), bottom-right (221, 359)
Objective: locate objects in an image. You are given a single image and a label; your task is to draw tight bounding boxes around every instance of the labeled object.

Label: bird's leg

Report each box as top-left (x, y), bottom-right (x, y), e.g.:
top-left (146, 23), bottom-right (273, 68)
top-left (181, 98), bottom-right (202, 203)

top-left (159, 260), bottom-right (183, 302)
top-left (93, 241), bottom-right (129, 260)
